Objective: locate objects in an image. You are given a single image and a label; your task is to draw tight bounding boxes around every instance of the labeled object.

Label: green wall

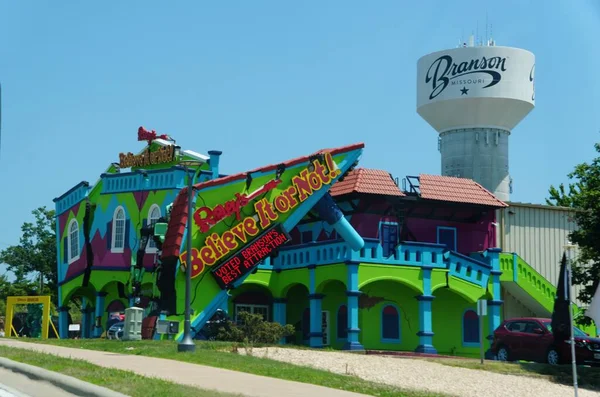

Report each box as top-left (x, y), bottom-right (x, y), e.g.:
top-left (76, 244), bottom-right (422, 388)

top-left (286, 284), bottom-right (309, 344)
top-left (357, 279), bottom-right (420, 351)
top-left (432, 288), bottom-right (489, 357)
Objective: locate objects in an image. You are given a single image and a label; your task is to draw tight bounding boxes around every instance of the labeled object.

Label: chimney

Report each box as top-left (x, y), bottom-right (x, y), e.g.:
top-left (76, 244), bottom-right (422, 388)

top-left (208, 150), bottom-right (222, 180)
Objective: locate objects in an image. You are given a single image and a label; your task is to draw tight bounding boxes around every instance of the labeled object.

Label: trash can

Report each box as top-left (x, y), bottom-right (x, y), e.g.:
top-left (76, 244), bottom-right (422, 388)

top-left (122, 307), bottom-right (143, 341)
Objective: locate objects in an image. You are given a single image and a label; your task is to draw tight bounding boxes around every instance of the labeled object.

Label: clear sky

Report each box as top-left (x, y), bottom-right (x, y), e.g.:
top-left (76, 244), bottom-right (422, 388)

top-left (1, 1), bottom-right (599, 278)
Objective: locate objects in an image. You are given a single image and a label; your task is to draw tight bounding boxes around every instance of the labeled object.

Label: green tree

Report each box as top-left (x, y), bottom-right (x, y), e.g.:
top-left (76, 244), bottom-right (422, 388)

top-left (547, 143), bottom-right (600, 322)
top-left (0, 207), bottom-right (57, 306)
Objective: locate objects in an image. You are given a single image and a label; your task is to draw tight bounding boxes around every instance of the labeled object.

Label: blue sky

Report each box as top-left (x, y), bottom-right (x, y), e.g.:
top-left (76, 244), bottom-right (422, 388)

top-left (1, 1), bottom-right (599, 278)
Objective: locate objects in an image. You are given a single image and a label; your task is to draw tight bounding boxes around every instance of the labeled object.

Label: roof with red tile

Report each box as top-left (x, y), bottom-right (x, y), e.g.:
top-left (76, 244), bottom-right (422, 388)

top-left (161, 143), bottom-right (365, 258)
top-left (417, 174), bottom-right (508, 208)
top-left (330, 168), bottom-right (405, 197)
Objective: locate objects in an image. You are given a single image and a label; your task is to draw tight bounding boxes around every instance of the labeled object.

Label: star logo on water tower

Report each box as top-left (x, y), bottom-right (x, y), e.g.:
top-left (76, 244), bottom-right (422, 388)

top-left (460, 87), bottom-right (469, 95)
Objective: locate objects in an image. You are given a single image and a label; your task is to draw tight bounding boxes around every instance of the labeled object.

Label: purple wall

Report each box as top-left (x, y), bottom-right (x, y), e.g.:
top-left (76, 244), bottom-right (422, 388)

top-left (404, 211), bottom-right (497, 253)
top-left (286, 197), bottom-right (498, 255)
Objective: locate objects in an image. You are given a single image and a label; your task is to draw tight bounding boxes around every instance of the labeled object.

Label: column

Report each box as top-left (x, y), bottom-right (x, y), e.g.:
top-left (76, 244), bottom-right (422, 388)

top-left (344, 260), bottom-right (364, 351)
top-left (273, 298), bottom-right (288, 345)
top-left (93, 292), bottom-right (107, 338)
top-left (308, 265), bottom-right (324, 348)
top-left (415, 265), bottom-right (437, 354)
top-left (486, 248), bottom-right (503, 359)
top-left (58, 306), bottom-right (70, 339)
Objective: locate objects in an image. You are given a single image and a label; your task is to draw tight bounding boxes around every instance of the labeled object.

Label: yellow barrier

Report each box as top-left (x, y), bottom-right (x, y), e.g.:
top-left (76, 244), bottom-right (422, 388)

top-left (4, 296), bottom-right (52, 339)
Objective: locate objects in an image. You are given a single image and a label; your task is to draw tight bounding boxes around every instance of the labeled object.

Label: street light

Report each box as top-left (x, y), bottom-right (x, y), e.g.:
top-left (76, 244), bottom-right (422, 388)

top-left (563, 239), bottom-right (579, 397)
top-left (177, 159), bottom-right (203, 353)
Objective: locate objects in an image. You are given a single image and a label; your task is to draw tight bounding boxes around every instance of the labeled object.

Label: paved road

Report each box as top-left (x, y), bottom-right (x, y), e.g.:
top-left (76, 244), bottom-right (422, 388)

top-left (0, 339), bottom-right (368, 397)
top-left (0, 367), bottom-right (79, 397)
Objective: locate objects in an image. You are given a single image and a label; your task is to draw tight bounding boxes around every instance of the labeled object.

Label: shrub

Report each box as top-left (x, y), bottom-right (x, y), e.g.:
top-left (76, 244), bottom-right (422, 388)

top-left (216, 311), bottom-right (295, 345)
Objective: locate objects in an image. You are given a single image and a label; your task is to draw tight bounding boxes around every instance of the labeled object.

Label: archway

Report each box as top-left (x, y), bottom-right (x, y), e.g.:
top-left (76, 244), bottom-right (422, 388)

top-left (61, 283), bottom-right (97, 339)
top-left (358, 278), bottom-right (421, 351)
top-left (284, 283), bottom-right (309, 345)
top-left (229, 283), bottom-right (273, 322)
top-left (99, 281), bottom-right (129, 335)
top-left (316, 279), bottom-right (346, 349)
top-left (431, 287), bottom-right (483, 356)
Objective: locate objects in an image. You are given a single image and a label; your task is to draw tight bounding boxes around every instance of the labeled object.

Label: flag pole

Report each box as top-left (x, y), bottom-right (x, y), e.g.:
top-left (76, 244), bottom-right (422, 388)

top-left (565, 251), bottom-right (579, 397)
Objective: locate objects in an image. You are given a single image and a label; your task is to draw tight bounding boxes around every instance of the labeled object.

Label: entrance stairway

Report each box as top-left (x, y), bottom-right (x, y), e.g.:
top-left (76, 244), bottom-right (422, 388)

top-left (499, 253), bottom-right (596, 335)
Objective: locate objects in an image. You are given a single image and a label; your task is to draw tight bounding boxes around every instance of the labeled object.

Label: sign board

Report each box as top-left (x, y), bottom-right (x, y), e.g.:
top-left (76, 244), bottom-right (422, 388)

top-left (118, 145), bottom-right (175, 168)
top-left (211, 224), bottom-right (289, 289)
top-left (68, 324), bottom-right (81, 332)
top-left (180, 151), bottom-right (341, 288)
top-left (477, 299), bottom-right (487, 316)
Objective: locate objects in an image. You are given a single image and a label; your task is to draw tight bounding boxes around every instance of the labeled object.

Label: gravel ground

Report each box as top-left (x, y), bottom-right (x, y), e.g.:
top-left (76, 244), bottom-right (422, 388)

top-left (238, 347), bottom-right (600, 397)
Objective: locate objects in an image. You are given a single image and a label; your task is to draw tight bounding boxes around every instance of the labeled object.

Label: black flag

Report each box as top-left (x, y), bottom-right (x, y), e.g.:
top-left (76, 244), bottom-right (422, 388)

top-left (551, 252), bottom-right (571, 341)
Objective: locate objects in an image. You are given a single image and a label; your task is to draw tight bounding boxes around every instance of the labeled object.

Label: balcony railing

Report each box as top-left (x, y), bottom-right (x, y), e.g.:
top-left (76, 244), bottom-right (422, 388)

top-left (444, 250), bottom-right (491, 288)
top-left (257, 238), bottom-right (492, 287)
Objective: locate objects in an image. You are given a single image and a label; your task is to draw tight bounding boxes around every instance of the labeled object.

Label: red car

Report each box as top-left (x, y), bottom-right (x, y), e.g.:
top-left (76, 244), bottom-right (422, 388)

top-left (491, 317), bottom-right (600, 366)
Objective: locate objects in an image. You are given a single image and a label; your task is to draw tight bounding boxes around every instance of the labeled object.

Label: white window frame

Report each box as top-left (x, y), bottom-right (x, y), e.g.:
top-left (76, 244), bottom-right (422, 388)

top-left (234, 304), bottom-right (269, 322)
top-left (67, 219), bottom-right (80, 264)
top-left (146, 204), bottom-right (161, 253)
top-left (111, 206), bottom-right (126, 253)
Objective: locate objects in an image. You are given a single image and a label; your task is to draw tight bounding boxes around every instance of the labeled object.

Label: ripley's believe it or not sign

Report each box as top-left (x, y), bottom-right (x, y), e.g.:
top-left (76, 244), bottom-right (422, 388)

top-left (179, 152), bottom-right (341, 289)
top-left (119, 145), bottom-right (175, 168)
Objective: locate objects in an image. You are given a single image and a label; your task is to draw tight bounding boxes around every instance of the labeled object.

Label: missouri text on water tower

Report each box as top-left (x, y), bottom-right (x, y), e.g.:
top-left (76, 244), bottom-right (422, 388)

top-left (416, 37), bottom-right (535, 201)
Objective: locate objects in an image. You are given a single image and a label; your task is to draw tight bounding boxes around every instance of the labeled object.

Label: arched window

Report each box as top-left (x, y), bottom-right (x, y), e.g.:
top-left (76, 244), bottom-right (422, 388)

top-left (147, 204), bottom-right (161, 251)
top-left (462, 309), bottom-right (479, 345)
top-left (111, 206), bottom-right (126, 252)
top-left (67, 219), bottom-right (80, 263)
top-left (381, 305), bottom-right (400, 342)
top-left (337, 305), bottom-right (348, 339)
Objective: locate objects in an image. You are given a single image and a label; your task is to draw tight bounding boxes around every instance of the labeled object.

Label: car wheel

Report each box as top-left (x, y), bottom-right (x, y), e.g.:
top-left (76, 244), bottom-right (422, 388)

top-left (496, 346), bottom-right (510, 362)
top-left (547, 348), bottom-right (561, 365)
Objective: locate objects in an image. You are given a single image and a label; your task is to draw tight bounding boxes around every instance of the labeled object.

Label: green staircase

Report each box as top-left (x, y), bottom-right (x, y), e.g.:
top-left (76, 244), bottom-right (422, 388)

top-left (499, 253), bottom-right (597, 336)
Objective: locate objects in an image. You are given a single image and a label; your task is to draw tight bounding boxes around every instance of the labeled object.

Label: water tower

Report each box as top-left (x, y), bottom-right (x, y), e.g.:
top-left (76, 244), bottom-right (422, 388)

top-left (416, 37), bottom-right (535, 201)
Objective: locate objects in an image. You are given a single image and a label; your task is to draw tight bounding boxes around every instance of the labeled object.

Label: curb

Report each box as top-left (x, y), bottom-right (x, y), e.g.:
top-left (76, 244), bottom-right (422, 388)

top-left (0, 357), bottom-right (129, 397)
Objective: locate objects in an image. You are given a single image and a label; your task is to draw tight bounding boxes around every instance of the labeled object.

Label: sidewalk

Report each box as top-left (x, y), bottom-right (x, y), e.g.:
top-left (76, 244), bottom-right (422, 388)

top-left (0, 340), bottom-right (369, 397)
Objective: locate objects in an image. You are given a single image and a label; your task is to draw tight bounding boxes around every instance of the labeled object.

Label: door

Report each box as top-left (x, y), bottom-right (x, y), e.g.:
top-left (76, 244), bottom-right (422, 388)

top-left (504, 321), bottom-right (529, 359)
top-left (437, 227), bottom-right (457, 251)
top-left (521, 321), bottom-right (553, 362)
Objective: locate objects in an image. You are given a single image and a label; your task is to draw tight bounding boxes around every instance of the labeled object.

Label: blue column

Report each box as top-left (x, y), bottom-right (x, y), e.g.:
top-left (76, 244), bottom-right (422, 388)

top-left (58, 306), bottom-right (69, 339)
top-left (307, 265), bottom-right (323, 348)
top-left (415, 266), bottom-right (437, 354)
top-left (208, 150), bottom-right (222, 180)
top-left (308, 294), bottom-right (324, 348)
top-left (273, 298), bottom-right (288, 345)
top-left (486, 248), bottom-right (503, 359)
top-left (344, 261), bottom-right (364, 351)
top-left (93, 292), bottom-right (107, 338)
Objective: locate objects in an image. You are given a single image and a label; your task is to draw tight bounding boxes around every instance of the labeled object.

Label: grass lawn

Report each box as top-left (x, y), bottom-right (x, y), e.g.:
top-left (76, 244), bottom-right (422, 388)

top-left (0, 345), bottom-right (242, 397)
top-left (17, 338), bottom-right (446, 397)
top-left (427, 357), bottom-right (600, 391)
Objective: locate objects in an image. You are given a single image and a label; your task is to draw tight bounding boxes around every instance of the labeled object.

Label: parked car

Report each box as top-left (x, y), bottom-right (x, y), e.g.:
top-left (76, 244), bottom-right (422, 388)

top-left (491, 317), bottom-right (600, 366)
top-left (107, 321), bottom-right (124, 340)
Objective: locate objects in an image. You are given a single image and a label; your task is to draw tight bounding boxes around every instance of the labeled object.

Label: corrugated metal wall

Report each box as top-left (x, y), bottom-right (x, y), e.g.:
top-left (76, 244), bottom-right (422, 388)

top-left (497, 202), bottom-right (584, 305)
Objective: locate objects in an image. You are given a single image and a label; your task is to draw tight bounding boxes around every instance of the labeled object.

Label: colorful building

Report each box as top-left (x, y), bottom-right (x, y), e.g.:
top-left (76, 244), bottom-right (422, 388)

top-left (54, 132), bottom-right (595, 356)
